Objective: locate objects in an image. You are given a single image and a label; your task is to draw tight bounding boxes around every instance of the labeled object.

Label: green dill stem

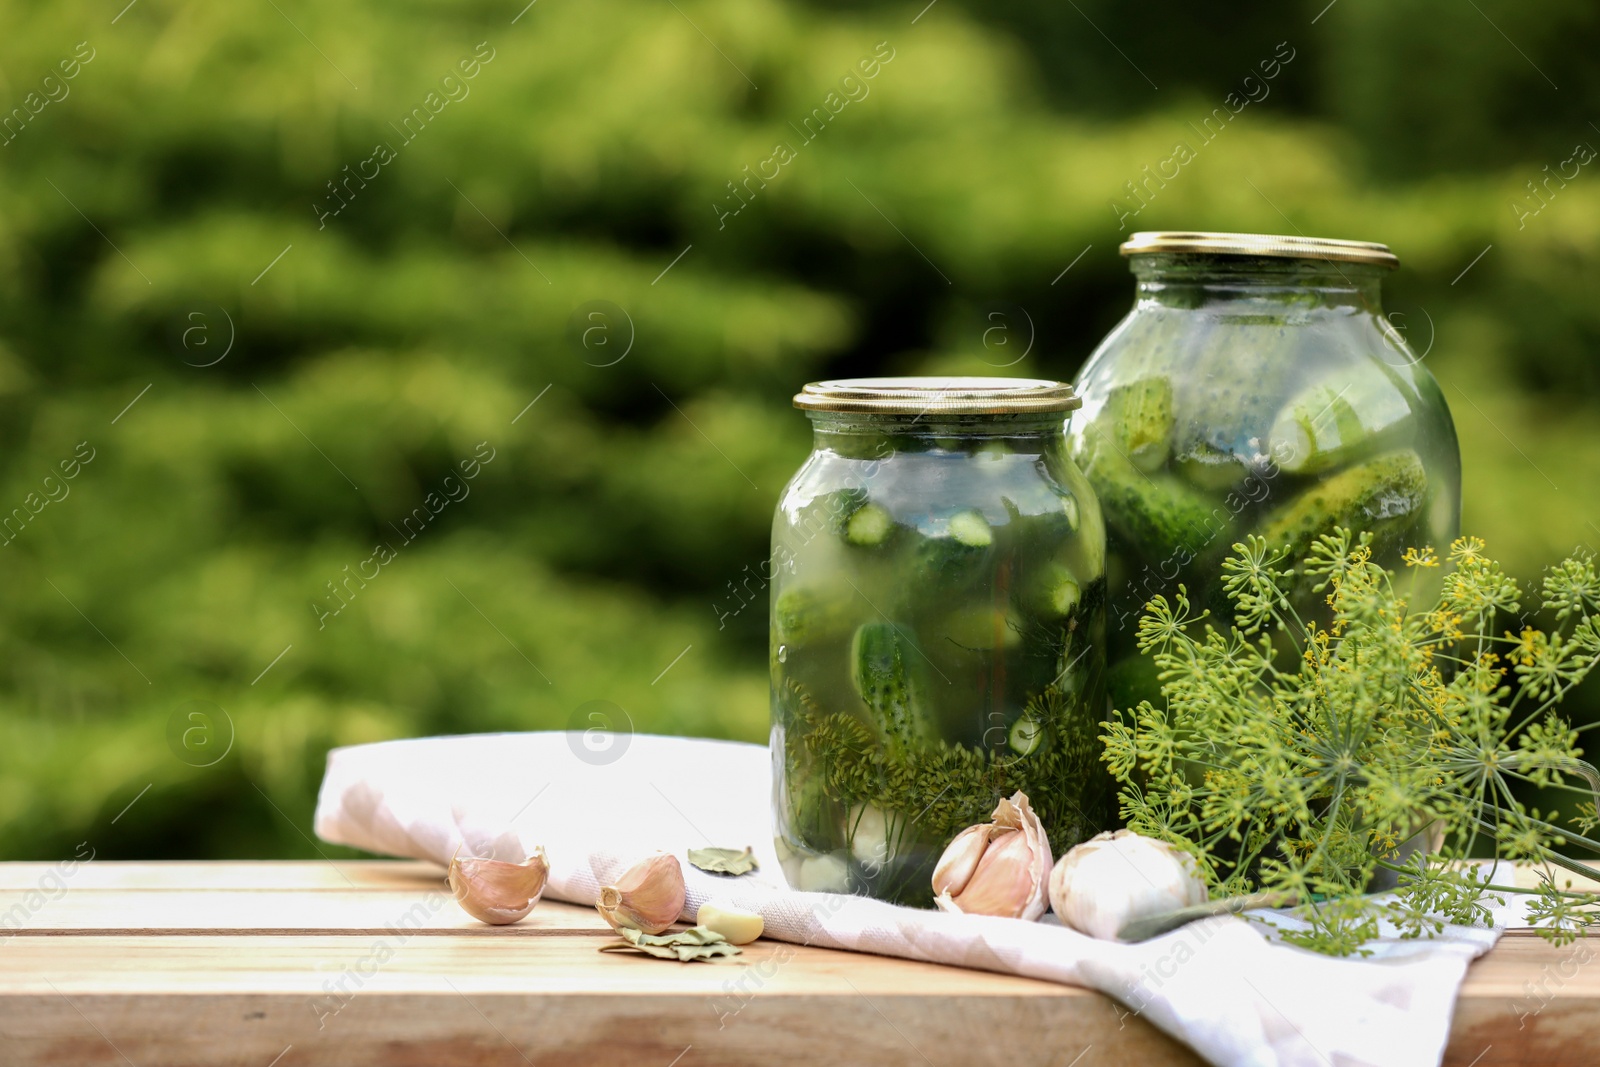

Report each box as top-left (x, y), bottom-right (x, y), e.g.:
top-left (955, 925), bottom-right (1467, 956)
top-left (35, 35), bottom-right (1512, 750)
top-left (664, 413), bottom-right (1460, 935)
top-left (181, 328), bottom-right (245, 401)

top-left (1500, 764), bottom-right (1600, 803)
top-left (1459, 812), bottom-right (1600, 884)
top-left (1269, 594), bottom-right (1309, 656)
top-left (1371, 857), bottom-right (1599, 901)
top-left (1507, 651), bottom-right (1600, 736)
top-left (1498, 810), bottom-right (1600, 857)
top-left (1304, 781), bottom-right (1347, 875)
top-left (1117, 889), bottom-right (1298, 942)
top-left (1481, 769), bottom-right (1600, 849)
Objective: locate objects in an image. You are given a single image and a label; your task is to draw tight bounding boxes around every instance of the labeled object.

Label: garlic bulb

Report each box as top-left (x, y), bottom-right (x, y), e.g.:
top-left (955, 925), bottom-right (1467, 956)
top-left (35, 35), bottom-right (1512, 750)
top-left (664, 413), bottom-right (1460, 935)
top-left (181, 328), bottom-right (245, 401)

top-left (448, 847), bottom-right (550, 925)
top-left (1049, 830), bottom-right (1207, 940)
top-left (932, 791), bottom-right (1052, 920)
top-left (596, 853), bottom-right (686, 935)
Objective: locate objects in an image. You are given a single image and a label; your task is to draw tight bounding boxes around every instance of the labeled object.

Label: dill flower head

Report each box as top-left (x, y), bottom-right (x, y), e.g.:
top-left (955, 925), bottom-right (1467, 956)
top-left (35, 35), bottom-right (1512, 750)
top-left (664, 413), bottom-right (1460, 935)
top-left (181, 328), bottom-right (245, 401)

top-left (1101, 529), bottom-right (1600, 954)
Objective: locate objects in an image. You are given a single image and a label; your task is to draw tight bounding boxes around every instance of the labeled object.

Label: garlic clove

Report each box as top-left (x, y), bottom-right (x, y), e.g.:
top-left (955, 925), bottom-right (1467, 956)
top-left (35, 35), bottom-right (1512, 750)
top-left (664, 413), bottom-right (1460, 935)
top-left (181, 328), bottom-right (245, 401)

top-left (696, 899), bottom-right (764, 945)
top-left (941, 829), bottom-right (1033, 917)
top-left (932, 791), bottom-right (1052, 920)
top-left (848, 805), bottom-right (895, 866)
top-left (449, 846), bottom-right (550, 925)
top-left (796, 853), bottom-right (850, 893)
top-left (596, 852), bottom-right (686, 935)
top-left (1049, 830), bottom-right (1208, 941)
top-left (930, 824), bottom-right (990, 898)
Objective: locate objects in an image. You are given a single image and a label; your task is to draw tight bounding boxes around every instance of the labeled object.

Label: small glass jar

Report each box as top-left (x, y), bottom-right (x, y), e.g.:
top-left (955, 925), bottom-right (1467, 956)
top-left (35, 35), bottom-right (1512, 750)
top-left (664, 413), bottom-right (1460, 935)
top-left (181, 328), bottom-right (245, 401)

top-left (771, 377), bottom-right (1111, 907)
top-left (1068, 232), bottom-right (1461, 706)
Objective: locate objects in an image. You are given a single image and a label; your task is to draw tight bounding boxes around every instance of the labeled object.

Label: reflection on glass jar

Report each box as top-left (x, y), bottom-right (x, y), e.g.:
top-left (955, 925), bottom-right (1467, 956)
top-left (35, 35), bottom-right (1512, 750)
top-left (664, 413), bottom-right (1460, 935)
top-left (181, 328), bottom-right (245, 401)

top-left (1068, 232), bottom-right (1461, 707)
top-left (771, 377), bottom-right (1112, 907)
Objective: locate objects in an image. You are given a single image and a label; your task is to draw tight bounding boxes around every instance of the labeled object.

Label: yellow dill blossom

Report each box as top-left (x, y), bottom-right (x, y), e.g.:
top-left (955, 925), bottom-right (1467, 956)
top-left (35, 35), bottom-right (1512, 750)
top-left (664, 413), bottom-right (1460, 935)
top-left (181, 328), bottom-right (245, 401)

top-left (1104, 529), bottom-right (1600, 956)
top-left (1404, 546), bottom-right (1440, 568)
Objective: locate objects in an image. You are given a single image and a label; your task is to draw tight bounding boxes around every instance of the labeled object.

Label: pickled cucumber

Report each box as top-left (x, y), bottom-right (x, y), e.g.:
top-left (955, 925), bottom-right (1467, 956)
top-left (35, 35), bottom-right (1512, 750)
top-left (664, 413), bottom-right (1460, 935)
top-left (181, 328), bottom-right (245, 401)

top-left (1059, 490), bottom-right (1105, 582)
top-left (1008, 715), bottom-right (1047, 755)
top-left (1079, 428), bottom-right (1233, 565)
top-left (1103, 377), bottom-right (1175, 472)
top-left (774, 584), bottom-right (857, 647)
top-left (1060, 493), bottom-right (1081, 532)
top-left (1003, 489), bottom-right (1083, 563)
top-left (1182, 326), bottom-right (1299, 457)
top-left (1030, 562), bottom-right (1083, 618)
top-left (850, 622), bottom-right (926, 753)
top-left (1173, 442), bottom-right (1249, 492)
top-left (1268, 374), bottom-right (1412, 475)
top-left (909, 514), bottom-right (995, 591)
top-left (947, 509), bottom-right (993, 547)
top-left (1258, 448), bottom-right (1427, 559)
top-left (1268, 384), bottom-right (1365, 475)
top-left (793, 487), bottom-right (864, 542)
top-left (933, 604), bottom-right (1022, 650)
top-left (845, 501), bottom-right (895, 546)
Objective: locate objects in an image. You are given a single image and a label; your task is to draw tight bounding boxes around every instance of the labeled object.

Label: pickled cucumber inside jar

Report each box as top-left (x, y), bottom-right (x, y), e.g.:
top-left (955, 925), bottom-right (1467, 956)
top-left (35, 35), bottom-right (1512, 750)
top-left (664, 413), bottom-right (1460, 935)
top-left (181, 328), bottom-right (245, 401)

top-left (770, 378), bottom-right (1114, 907)
top-left (1067, 233), bottom-right (1461, 709)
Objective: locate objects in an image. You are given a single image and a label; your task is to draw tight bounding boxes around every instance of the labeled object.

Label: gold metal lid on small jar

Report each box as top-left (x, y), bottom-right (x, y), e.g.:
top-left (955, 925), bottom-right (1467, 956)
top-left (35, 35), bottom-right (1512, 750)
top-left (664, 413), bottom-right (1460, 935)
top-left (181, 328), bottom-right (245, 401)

top-left (1120, 231), bottom-right (1399, 269)
top-left (794, 377), bottom-right (1081, 414)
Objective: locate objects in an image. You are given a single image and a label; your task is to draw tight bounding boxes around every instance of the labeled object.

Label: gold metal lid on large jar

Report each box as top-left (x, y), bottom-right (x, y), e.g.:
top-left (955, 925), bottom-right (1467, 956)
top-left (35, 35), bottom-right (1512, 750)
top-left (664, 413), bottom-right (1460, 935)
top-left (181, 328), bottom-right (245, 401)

top-left (1120, 231), bottom-right (1399, 269)
top-left (795, 377), bottom-right (1080, 414)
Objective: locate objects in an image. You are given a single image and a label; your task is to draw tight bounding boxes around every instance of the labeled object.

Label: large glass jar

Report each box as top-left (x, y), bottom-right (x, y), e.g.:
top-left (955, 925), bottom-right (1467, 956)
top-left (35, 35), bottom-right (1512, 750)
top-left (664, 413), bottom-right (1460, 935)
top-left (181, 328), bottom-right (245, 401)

top-left (1067, 232), bottom-right (1461, 706)
top-left (771, 378), bottom-right (1111, 907)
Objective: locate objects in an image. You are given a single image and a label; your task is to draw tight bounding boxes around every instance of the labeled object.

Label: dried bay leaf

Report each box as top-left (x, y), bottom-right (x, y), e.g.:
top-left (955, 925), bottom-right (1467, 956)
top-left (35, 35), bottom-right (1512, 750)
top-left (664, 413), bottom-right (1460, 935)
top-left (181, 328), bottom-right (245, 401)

top-left (600, 924), bottom-right (744, 963)
top-left (687, 846), bottom-right (758, 876)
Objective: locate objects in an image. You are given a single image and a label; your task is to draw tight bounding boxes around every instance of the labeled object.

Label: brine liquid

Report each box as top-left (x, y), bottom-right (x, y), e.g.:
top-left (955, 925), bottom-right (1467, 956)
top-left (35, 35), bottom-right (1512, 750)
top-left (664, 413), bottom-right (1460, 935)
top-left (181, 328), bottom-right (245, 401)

top-left (1071, 305), bottom-right (1462, 707)
top-left (770, 433), bottom-right (1111, 906)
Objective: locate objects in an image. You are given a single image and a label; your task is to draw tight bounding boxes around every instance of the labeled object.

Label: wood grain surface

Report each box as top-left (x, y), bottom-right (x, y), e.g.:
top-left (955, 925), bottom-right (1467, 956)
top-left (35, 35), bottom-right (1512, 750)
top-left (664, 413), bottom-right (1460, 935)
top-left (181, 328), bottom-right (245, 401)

top-left (0, 861), bottom-right (1592, 1066)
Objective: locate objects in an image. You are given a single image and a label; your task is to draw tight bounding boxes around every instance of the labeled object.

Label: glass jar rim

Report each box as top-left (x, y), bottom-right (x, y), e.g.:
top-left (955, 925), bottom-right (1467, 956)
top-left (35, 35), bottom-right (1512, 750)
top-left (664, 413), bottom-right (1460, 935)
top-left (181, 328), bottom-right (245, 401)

top-left (1120, 230), bottom-right (1398, 269)
top-left (794, 376), bottom-right (1080, 415)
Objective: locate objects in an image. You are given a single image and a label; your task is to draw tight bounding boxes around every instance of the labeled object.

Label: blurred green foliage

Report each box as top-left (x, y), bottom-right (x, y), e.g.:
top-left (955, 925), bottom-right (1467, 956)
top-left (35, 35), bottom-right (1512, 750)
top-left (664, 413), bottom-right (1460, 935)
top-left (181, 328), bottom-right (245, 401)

top-left (0, 0), bottom-right (1596, 859)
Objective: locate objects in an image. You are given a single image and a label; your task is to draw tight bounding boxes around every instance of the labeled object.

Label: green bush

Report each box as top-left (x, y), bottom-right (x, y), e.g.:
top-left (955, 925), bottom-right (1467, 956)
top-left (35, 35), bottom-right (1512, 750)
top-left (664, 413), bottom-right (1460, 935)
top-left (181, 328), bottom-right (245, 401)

top-left (0, 0), bottom-right (1596, 858)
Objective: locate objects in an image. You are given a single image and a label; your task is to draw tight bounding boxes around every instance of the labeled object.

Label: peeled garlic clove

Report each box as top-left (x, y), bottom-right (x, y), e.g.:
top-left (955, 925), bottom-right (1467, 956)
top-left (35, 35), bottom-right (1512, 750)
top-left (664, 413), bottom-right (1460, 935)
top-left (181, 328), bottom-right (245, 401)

top-left (933, 791), bottom-right (1052, 921)
top-left (796, 853), bottom-right (850, 893)
top-left (449, 846), bottom-right (549, 925)
top-left (596, 853), bottom-right (686, 935)
top-left (848, 805), bottom-right (894, 865)
top-left (1049, 830), bottom-right (1208, 941)
top-left (697, 899), bottom-right (764, 945)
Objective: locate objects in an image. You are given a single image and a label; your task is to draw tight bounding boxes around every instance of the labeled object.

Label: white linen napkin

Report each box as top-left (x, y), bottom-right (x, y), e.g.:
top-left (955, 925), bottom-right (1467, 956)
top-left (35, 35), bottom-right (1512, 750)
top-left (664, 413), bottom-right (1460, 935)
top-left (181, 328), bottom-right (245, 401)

top-left (313, 731), bottom-right (1509, 1067)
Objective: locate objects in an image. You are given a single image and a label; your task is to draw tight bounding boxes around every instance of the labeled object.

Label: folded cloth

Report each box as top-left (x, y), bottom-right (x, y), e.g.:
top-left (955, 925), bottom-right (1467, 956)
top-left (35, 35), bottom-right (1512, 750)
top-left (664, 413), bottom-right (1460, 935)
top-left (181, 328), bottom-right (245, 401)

top-left (315, 732), bottom-right (1508, 1067)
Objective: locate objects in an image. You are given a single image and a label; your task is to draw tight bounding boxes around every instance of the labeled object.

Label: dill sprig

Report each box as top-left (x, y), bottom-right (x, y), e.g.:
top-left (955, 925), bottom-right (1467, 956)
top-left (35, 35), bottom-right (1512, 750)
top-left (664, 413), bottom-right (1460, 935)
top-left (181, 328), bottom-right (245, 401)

top-left (789, 632), bottom-right (1111, 865)
top-left (1101, 530), bottom-right (1600, 955)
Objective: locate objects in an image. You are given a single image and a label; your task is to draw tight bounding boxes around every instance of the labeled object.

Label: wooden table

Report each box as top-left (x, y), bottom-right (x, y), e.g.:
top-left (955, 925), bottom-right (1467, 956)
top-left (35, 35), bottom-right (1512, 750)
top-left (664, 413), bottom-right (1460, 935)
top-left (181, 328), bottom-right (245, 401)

top-left (0, 861), bottom-right (1591, 1066)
